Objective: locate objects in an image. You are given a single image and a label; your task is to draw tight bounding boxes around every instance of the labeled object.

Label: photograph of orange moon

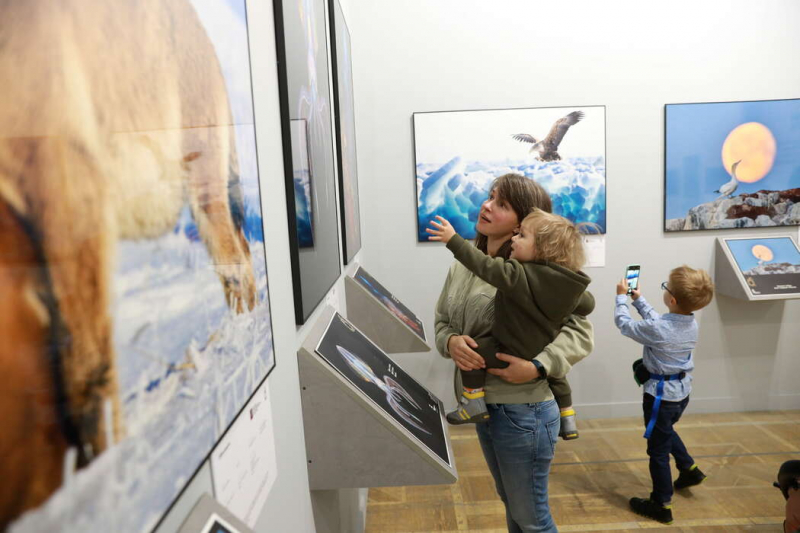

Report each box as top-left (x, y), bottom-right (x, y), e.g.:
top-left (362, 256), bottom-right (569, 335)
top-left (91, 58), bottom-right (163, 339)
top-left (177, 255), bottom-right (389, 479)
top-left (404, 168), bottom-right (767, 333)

top-left (726, 237), bottom-right (800, 296)
top-left (665, 99), bottom-right (800, 232)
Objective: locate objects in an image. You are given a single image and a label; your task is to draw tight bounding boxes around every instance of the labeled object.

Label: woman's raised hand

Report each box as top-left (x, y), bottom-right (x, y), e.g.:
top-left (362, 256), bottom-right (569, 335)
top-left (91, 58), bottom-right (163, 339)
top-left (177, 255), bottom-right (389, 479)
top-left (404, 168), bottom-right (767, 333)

top-left (447, 335), bottom-right (485, 371)
top-left (426, 215), bottom-right (456, 243)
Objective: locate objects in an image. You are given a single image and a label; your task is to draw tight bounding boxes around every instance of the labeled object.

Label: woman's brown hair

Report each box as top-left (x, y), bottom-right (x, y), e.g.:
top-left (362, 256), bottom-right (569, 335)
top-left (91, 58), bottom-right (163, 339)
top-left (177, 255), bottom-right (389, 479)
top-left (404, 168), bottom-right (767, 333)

top-left (475, 173), bottom-right (552, 259)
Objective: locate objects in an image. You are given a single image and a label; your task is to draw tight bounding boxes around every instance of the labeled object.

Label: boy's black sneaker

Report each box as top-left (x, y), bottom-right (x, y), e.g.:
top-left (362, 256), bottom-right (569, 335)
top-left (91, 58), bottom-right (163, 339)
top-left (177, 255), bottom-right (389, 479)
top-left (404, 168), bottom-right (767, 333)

top-left (629, 497), bottom-right (673, 524)
top-left (674, 465), bottom-right (707, 490)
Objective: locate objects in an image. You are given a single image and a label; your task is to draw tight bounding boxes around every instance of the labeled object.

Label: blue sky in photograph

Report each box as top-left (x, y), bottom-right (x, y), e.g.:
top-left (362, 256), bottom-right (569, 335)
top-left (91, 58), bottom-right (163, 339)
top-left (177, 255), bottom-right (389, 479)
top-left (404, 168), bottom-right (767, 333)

top-left (727, 237), bottom-right (800, 272)
top-left (665, 99), bottom-right (800, 219)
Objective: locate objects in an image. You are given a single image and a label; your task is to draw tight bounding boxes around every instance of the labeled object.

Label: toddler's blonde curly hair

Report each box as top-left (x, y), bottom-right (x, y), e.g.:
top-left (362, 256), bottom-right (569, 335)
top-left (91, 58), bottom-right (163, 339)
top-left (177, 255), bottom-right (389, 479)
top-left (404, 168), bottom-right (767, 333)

top-left (520, 209), bottom-right (593, 272)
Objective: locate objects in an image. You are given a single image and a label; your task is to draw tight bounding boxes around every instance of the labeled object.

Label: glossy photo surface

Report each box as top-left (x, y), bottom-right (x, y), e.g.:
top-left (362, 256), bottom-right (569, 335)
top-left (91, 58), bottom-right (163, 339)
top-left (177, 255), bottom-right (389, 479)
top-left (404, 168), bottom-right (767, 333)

top-left (665, 99), bottom-right (800, 232)
top-left (274, 0), bottom-right (341, 323)
top-left (330, 0), bottom-right (362, 263)
top-left (725, 237), bottom-right (800, 296)
top-left (413, 106), bottom-right (607, 241)
top-left (0, 0), bottom-right (275, 531)
top-left (316, 314), bottom-right (450, 466)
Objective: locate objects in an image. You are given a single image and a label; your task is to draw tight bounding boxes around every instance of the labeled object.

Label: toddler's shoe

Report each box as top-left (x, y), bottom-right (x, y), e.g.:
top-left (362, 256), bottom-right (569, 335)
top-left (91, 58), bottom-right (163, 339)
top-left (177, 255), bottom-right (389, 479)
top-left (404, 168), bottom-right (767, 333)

top-left (629, 497), bottom-right (673, 524)
top-left (559, 408), bottom-right (579, 440)
top-left (674, 465), bottom-right (707, 490)
top-left (446, 391), bottom-right (489, 425)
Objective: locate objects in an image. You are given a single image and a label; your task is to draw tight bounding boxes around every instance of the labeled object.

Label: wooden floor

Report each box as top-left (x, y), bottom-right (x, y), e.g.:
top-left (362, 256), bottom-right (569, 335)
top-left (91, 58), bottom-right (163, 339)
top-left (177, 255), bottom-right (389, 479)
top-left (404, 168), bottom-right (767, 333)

top-left (366, 410), bottom-right (799, 532)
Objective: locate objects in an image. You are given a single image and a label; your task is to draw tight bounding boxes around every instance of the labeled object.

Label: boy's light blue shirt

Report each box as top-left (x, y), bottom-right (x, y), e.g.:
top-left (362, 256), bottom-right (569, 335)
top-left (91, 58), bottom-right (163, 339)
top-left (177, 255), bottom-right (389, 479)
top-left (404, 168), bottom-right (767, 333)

top-left (614, 295), bottom-right (696, 401)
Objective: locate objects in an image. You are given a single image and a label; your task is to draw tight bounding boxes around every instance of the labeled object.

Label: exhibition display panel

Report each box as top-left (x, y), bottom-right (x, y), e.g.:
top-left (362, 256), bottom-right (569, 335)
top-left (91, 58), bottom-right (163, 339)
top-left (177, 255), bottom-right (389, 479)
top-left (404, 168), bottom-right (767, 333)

top-left (344, 265), bottom-right (430, 353)
top-left (273, 0), bottom-right (342, 324)
top-left (177, 494), bottom-right (253, 533)
top-left (297, 307), bottom-right (457, 491)
top-left (715, 236), bottom-right (800, 301)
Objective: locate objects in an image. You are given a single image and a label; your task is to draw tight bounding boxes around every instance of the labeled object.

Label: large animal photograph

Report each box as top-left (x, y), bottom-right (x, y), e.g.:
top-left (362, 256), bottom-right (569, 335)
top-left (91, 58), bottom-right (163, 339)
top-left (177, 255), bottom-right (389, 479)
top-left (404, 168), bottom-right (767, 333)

top-left (0, 0), bottom-right (274, 531)
top-left (665, 98), bottom-right (800, 231)
top-left (413, 106), bottom-right (607, 241)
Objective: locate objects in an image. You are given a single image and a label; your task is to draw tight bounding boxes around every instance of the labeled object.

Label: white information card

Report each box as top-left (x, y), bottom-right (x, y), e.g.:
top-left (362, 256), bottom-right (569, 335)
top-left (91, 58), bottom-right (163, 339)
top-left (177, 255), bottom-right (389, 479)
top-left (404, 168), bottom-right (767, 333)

top-left (583, 234), bottom-right (606, 268)
top-left (211, 380), bottom-right (278, 527)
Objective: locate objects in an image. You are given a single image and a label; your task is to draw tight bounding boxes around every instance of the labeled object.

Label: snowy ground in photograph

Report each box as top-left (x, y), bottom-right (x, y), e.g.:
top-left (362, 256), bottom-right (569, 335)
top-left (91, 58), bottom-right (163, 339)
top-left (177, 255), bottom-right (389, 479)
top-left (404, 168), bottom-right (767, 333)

top-left (11, 234), bottom-right (273, 533)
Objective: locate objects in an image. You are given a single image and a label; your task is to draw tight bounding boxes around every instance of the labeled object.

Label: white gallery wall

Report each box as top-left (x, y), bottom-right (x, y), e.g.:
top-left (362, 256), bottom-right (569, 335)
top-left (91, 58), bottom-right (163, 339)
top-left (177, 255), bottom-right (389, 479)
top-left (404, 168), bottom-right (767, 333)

top-left (347, 0), bottom-right (800, 416)
top-left (158, 1), bottom-right (798, 531)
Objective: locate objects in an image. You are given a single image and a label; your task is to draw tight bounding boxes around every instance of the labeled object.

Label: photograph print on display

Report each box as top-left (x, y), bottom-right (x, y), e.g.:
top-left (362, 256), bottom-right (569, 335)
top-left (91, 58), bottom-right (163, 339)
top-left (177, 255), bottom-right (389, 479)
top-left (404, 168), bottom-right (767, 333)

top-left (290, 119), bottom-right (314, 247)
top-left (316, 313), bottom-right (450, 466)
top-left (329, 0), bottom-right (362, 263)
top-left (413, 106), bottom-right (607, 241)
top-left (353, 266), bottom-right (426, 340)
top-left (0, 0), bottom-right (274, 532)
top-left (724, 237), bottom-right (800, 296)
top-left (665, 98), bottom-right (800, 232)
top-left (274, 0), bottom-right (341, 324)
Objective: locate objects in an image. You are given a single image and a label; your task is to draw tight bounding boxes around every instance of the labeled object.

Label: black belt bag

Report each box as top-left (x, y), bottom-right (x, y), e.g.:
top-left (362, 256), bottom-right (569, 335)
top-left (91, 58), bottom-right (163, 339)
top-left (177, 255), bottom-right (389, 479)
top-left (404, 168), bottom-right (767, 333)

top-left (632, 358), bottom-right (686, 387)
top-left (632, 358), bottom-right (649, 386)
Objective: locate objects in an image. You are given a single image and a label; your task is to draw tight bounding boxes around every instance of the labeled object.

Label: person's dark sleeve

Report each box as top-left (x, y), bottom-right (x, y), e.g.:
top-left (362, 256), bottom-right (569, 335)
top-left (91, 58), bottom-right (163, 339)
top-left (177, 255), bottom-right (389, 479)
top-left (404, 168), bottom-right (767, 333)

top-left (573, 290), bottom-right (595, 317)
top-left (446, 234), bottom-right (524, 293)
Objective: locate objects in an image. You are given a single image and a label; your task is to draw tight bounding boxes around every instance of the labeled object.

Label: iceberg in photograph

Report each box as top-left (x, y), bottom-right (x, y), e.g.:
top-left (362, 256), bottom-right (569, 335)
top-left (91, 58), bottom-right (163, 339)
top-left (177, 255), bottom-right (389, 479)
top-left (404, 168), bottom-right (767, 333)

top-left (413, 106), bottom-right (607, 241)
top-left (417, 156), bottom-right (606, 241)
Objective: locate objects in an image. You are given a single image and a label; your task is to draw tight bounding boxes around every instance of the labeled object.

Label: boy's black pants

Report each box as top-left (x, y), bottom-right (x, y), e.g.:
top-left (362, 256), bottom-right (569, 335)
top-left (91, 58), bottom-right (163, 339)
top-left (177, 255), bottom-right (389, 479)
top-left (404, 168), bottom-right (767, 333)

top-left (643, 393), bottom-right (694, 504)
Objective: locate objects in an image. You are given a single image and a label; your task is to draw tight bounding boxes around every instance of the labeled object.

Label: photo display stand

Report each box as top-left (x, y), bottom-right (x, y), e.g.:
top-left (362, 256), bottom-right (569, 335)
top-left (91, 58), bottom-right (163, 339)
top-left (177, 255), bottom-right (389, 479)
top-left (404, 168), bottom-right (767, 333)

top-left (715, 236), bottom-right (800, 301)
top-left (177, 494), bottom-right (253, 533)
top-left (297, 306), bottom-right (457, 490)
top-left (344, 265), bottom-right (430, 353)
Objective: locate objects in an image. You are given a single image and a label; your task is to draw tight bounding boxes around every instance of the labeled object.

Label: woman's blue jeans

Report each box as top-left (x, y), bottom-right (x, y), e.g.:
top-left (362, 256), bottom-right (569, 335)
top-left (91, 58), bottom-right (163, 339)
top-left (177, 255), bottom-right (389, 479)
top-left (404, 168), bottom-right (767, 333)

top-left (476, 400), bottom-right (560, 533)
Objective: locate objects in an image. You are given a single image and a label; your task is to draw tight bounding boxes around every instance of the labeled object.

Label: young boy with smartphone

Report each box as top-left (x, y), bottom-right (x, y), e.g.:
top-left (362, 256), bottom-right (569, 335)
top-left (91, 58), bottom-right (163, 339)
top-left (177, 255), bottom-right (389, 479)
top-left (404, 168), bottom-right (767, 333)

top-left (614, 265), bottom-right (714, 524)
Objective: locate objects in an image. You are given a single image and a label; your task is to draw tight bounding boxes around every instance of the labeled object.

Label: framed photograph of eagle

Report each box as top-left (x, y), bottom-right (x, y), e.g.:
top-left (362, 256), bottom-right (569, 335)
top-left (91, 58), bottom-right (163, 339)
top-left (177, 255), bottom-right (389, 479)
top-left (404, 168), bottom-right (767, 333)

top-left (664, 98), bottom-right (800, 232)
top-left (412, 105), bottom-right (607, 242)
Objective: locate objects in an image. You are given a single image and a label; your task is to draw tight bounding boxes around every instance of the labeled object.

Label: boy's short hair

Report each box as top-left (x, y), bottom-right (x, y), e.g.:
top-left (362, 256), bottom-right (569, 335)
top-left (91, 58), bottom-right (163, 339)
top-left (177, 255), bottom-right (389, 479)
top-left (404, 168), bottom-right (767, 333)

top-left (669, 265), bottom-right (714, 312)
top-left (521, 209), bottom-right (586, 271)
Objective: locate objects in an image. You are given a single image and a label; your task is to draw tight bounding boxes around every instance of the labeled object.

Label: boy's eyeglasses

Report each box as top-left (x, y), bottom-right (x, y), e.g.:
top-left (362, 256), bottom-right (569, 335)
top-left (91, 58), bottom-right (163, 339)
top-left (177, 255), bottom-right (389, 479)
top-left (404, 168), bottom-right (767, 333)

top-left (661, 281), bottom-right (674, 297)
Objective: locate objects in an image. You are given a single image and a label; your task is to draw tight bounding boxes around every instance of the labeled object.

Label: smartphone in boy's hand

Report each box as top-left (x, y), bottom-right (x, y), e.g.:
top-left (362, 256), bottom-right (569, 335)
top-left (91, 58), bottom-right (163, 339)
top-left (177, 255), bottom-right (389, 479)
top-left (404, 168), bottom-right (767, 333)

top-left (625, 264), bottom-right (641, 296)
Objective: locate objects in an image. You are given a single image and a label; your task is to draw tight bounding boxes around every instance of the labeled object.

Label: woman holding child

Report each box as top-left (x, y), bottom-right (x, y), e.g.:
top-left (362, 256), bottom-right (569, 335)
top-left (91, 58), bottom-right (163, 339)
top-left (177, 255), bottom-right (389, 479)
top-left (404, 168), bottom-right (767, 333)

top-left (430, 173), bottom-right (594, 532)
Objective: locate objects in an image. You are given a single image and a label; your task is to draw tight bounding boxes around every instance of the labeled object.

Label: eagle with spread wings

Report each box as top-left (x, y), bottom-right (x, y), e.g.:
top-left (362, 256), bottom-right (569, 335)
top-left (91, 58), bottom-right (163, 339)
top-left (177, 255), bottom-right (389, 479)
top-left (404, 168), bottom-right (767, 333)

top-left (512, 110), bottom-right (585, 162)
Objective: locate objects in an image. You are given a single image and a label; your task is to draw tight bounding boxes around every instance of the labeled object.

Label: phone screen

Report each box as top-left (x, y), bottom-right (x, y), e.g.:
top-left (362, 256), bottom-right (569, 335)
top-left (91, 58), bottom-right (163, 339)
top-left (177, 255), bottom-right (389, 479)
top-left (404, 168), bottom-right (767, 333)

top-left (626, 266), bottom-right (640, 292)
